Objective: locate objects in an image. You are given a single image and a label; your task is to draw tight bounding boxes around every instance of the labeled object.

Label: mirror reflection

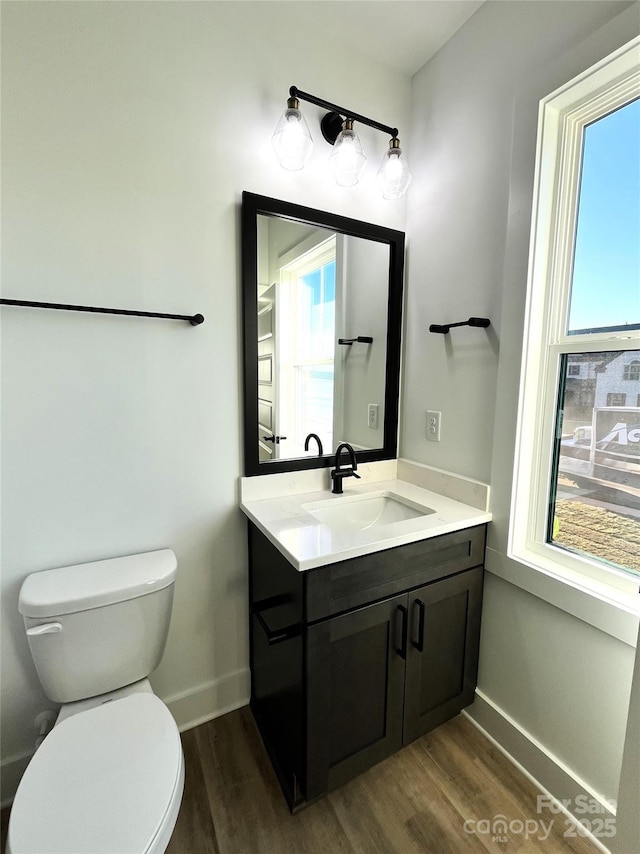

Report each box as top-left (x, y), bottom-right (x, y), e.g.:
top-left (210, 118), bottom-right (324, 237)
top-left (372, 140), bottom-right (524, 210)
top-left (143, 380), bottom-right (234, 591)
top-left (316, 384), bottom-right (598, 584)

top-left (257, 215), bottom-right (389, 462)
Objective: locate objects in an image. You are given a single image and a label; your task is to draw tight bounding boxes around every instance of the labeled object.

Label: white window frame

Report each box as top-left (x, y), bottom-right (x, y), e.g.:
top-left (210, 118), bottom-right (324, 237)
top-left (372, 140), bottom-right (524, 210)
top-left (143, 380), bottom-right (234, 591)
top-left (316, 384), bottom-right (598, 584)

top-left (510, 37), bottom-right (640, 600)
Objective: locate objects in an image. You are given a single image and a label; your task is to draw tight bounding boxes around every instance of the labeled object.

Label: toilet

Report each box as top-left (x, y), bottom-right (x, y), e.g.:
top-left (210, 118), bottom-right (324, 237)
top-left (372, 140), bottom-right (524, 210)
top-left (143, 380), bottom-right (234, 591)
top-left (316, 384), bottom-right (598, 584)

top-left (7, 549), bottom-right (185, 854)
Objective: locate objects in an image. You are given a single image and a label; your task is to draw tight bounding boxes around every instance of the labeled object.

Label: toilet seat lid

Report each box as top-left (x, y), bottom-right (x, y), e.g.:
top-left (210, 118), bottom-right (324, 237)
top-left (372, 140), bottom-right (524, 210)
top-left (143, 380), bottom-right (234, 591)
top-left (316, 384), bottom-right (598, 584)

top-left (9, 693), bottom-right (184, 854)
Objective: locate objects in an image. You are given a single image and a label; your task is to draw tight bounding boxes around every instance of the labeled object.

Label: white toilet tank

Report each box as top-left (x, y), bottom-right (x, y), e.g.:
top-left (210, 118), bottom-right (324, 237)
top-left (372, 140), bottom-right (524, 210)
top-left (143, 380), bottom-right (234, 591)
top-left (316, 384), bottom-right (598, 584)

top-left (19, 550), bottom-right (177, 704)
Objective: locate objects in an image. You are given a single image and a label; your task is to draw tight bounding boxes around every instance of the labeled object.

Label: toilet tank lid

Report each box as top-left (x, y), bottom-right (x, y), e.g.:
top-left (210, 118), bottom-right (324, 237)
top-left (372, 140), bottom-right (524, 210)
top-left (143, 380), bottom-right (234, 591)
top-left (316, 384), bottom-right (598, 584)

top-left (19, 549), bottom-right (177, 618)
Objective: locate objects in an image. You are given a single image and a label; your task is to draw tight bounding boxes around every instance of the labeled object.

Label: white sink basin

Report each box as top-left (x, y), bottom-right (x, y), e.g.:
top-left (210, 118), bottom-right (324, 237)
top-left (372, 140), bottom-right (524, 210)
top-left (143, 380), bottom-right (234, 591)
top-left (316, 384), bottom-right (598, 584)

top-left (302, 491), bottom-right (435, 532)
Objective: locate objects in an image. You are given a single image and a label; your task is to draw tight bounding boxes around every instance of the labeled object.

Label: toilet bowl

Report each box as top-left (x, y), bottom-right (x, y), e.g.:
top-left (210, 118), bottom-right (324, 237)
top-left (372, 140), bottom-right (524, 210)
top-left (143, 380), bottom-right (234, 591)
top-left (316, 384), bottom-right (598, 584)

top-left (7, 550), bottom-right (185, 854)
top-left (7, 689), bottom-right (184, 854)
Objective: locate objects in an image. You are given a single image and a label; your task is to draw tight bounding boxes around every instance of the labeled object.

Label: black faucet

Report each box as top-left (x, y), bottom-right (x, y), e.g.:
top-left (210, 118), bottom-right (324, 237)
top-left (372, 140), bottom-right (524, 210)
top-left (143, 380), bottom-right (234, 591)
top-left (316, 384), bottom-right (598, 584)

top-left (304, 433), bottom-right (324, 456)
top-left (331, 442), bottom-right (361, 494)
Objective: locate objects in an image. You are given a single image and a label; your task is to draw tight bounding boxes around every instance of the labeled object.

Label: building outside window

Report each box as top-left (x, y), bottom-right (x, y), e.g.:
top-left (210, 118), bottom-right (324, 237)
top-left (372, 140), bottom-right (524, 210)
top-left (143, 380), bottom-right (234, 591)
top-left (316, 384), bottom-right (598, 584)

top-left (510, 37), bottom-right (640, 592)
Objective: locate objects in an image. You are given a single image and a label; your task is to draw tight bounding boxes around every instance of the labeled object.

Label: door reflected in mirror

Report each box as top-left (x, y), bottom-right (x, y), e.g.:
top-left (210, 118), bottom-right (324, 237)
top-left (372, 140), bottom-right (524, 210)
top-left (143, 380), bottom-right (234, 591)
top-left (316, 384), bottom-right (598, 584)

top-left (243, 193), bottom-right (404, 476)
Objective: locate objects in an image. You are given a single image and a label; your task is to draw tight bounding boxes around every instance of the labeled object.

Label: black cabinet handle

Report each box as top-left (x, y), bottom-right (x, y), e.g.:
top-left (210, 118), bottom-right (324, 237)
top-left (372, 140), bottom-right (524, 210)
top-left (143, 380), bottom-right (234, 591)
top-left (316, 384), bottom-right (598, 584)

top-left (262, 435), bottom-right (288, 444)
top-left (412, 598), bottom-right (425, 652)
top-left (395, 604), bottom-right (408, 660)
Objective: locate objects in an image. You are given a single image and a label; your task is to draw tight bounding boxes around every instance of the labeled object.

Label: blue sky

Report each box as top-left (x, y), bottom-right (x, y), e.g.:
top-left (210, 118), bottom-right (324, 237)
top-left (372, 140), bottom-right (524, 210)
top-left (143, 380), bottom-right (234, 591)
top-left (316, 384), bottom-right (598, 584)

top-left (569, 97), bottom-right (640, 332)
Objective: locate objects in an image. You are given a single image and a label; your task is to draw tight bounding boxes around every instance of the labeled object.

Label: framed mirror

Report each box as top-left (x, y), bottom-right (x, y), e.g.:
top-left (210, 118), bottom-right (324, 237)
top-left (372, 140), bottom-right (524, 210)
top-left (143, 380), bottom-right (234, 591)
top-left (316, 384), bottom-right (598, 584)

top-left (242, 192), bottom-right (405, 476)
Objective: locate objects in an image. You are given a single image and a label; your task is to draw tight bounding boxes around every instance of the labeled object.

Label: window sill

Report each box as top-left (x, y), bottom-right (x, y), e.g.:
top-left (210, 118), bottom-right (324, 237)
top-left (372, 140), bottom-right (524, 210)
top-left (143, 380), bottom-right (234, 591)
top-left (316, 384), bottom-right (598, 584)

top-left (487, 545), bottom-right (639, 646)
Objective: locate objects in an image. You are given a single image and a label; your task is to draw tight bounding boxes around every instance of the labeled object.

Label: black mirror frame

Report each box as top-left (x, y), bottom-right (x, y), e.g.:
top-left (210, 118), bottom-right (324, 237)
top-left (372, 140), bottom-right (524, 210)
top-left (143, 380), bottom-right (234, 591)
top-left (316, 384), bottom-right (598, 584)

top-left (242, 191), bottom-right (405, 476)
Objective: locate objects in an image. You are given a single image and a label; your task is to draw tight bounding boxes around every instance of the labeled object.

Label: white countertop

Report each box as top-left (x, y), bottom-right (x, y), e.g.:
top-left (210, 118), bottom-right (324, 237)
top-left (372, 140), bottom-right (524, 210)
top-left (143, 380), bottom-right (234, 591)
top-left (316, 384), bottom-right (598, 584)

top-left (240, 474), bottom-right (491, 571)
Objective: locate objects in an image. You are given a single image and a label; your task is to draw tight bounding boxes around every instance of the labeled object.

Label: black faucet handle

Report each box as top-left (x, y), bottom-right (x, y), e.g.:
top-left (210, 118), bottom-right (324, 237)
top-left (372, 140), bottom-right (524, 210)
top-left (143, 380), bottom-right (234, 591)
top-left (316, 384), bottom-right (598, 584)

top-left (330, 466), bottom-right (360, 494)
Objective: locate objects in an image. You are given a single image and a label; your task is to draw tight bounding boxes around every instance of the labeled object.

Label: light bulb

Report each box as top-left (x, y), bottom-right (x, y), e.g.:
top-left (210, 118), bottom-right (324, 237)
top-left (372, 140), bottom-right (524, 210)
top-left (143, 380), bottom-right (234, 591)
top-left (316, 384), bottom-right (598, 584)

top-left (377, 138), bottom-right (411, 199)
top-left (271, 97), bottom-right (313, 171)
top-left (329, 119), bottom-right (367, 187)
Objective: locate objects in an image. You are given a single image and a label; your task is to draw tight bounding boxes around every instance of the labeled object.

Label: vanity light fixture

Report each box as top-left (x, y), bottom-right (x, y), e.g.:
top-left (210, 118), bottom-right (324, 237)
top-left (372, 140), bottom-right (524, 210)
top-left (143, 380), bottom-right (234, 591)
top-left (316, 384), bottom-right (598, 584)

top-left (330, 118), bottom-right (367, 187)
top-left (271, 94), bottom-right (314, 171)
top-left (272, 85), bottom-right (411, 199)
top-left (377, 138), bottom-right (412, 200)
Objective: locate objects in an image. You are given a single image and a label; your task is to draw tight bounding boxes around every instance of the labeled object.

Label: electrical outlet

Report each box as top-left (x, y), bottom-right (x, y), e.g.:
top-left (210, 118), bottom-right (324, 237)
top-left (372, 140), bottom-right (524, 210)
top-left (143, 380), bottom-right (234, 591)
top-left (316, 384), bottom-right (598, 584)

top-left (368, 403), bottom-right (379, 429)
top-left (426, 410), bottom-right (441, 442)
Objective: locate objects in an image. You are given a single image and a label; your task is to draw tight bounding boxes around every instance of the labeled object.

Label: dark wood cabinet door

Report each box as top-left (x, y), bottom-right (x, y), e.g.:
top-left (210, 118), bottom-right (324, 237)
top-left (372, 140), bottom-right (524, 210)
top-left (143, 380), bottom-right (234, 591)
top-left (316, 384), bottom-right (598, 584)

top-left (305, 594), bottom-right (407, 800)
top-left (403, 566), bottom-right (483, 745)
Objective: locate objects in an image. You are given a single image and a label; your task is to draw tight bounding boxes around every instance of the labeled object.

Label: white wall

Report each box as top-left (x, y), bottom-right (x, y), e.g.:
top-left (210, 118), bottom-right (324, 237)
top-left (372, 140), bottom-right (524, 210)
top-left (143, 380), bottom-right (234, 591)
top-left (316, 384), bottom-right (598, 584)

top-left (0, 0), bottom-right (410, 802)
top-left (613, 622), bottom-right (640, 853)
top-left (404, 0), bottom-right (639, 824)
top-left (341, 237), bottom-right (389, 449)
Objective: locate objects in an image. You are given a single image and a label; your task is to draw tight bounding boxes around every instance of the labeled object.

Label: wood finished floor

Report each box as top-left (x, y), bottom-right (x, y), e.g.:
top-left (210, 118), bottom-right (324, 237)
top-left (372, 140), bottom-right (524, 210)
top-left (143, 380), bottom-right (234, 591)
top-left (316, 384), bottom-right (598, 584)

top-left (165, 706), bottom-right (597, 854)
top-left (1, 706), bottom-right (598, 854)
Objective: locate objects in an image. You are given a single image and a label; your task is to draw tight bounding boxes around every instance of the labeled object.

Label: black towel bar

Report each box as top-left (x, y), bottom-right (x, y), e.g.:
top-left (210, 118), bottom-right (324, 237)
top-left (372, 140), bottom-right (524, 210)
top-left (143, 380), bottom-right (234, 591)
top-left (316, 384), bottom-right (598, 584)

top-left (0, 298), bottom-right (204, 326)
top-left (429, 317), bottom-right (490, 334)
top-left (338, 336), bottom-right (373, 345)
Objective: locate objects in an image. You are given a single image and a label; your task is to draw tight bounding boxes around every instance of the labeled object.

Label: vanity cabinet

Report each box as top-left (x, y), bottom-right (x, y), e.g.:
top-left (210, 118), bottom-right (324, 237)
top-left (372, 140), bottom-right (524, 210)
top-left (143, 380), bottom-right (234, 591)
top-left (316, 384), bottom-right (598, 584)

top-left (248, 522), bottom-right (486, 811)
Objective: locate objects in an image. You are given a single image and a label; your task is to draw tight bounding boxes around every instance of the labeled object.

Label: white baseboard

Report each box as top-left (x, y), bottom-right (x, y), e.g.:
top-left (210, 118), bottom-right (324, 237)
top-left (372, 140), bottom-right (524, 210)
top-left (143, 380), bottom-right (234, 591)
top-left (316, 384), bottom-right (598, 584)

top-left (465, 690), bottom-right (614, 853)
top-left (1, 668), bottom-right (251, 809)
top-left (164, 667), bottom-right (250, 732)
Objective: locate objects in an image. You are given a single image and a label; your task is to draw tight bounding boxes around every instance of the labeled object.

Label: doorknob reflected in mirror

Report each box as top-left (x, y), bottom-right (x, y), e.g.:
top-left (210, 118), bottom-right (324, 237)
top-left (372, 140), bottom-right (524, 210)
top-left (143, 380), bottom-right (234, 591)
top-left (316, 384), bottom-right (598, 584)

top-left (263, 435), bottom-right (287, 444)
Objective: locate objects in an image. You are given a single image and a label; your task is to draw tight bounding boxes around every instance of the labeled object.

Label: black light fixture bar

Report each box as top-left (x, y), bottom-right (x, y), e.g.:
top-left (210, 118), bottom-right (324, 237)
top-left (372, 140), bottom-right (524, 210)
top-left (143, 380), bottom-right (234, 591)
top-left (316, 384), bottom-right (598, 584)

top-left (290, 85), bottom-right (398, 139)
top-left (0, 298), bottom-right (204, 326)
top-left (429, 317), bottom-right (491, 334)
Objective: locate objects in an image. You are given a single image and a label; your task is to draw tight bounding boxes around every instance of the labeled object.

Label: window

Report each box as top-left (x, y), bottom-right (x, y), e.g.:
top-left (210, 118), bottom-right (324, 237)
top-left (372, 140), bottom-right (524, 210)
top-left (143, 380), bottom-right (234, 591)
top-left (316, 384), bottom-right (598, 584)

top-left (511, 37), bottom-right (640, 593)
top-left (279, 236), bottom-right (337, 455)
top-left (623, 360), bottom-right (640, 380)
top-left (606, 392), bottom-right (627, 406)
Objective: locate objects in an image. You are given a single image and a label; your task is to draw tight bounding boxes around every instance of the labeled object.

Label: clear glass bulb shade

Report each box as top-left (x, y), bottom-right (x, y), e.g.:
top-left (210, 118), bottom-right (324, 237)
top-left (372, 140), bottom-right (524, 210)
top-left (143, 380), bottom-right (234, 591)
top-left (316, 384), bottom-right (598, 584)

top-left (271, 106), bottom-right (313, 171)
top-left (329, 127), bottom-right (367, 187)
top-left (377, 144), bottom-right (412, 199)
